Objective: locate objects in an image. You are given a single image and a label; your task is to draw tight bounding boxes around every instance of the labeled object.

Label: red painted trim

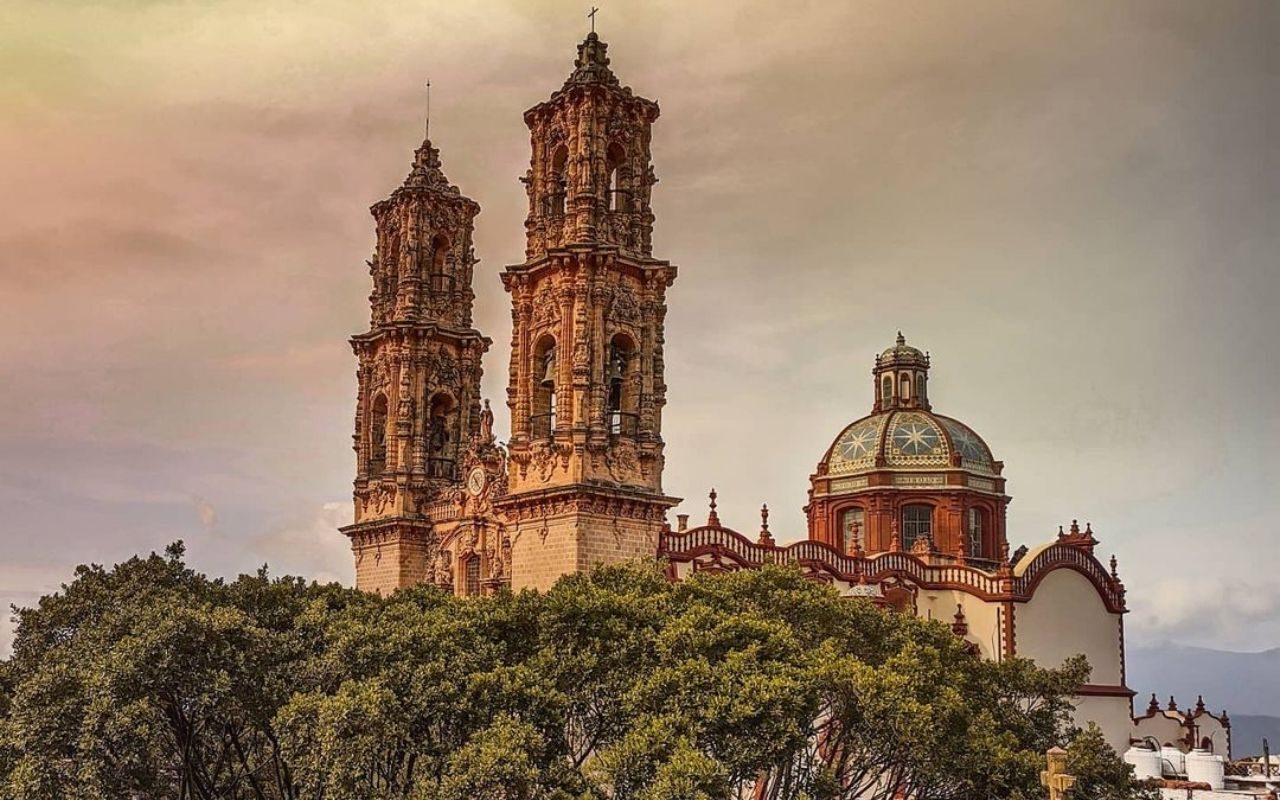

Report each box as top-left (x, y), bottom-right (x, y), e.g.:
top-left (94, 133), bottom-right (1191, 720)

top-left (1077, 684), bottom-right (1137, 698)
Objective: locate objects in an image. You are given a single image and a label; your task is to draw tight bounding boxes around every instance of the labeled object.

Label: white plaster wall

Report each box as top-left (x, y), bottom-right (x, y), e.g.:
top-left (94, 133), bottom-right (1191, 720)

top-left (912, 587), bottom-right (1004, 660)
top-left (1132, 714), bottom-right (1186, 749)
top-left (1076, 695), bottom-right (1137, 753)
top-left (1013, 568), bottom-right (1124, 685)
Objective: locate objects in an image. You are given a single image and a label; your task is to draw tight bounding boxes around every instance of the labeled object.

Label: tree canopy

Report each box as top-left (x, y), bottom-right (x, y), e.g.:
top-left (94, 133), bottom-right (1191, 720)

top-left (0, 543), bottom-right (1140, 799)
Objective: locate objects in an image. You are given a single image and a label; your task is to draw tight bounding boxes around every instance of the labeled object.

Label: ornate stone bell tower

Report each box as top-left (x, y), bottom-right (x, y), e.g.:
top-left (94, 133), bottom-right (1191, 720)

top-left (341, 133), bottom-right (492, 595)
top-left (497, 32), bottom-right (680, 590)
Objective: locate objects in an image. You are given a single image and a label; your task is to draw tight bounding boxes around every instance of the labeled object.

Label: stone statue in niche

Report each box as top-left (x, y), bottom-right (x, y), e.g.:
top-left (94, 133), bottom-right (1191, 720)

top-left (479, 399), bottom-right (494, 443)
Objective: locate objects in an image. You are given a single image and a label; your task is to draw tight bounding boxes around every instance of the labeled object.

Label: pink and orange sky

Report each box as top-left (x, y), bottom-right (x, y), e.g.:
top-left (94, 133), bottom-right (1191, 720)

top-left (1, 0), bottom-right (1277, 653)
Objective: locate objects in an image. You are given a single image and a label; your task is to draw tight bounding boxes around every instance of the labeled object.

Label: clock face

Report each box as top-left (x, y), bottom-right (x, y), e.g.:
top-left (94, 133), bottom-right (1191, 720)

top-left (466, 466), bottom-right (487, 496)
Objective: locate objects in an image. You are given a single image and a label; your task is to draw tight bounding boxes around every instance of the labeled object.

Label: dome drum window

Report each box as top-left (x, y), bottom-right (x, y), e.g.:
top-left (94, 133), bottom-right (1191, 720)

top-left (901, 504), bottom-right (933, 550)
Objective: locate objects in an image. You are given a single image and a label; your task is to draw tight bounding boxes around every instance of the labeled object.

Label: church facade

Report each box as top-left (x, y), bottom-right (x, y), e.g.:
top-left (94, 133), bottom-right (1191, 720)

top-left (339, 32), bottom-right (1226, 756)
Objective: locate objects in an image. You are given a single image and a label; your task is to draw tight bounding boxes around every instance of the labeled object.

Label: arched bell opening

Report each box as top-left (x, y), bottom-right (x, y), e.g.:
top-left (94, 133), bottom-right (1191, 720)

top-left (427, 392), bottom-right (457, 480)
top-left (545, 144), bottom-right (569, 217)
top-left (427, 233), bottom-right (454, 295)
top-left (368, 392), bottom-right (389, 478)
top-left (606, 141), bottom-right (628, 212)
top-left (532, 334), bottom-right (558, 439)
top-left (606, 332), bottom-right (638, 436)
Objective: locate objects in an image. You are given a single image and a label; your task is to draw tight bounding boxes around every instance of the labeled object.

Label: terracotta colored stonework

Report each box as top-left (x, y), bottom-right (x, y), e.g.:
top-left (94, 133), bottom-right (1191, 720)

top-left (342, 33), bottom-right (678, 595)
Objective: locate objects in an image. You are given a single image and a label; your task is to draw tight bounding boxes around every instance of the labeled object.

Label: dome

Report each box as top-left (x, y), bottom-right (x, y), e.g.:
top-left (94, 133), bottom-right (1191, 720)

top-left (879, 331), bottom-right (927, 365)
top-left (822, 409), bottom-right (996, 477)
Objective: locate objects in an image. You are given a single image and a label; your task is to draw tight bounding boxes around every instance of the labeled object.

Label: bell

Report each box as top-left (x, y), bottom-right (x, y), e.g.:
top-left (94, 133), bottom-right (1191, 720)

top-left (608, 345), bottom-right (628, 382)
top-left (539, 352), bottom-right (556, 388)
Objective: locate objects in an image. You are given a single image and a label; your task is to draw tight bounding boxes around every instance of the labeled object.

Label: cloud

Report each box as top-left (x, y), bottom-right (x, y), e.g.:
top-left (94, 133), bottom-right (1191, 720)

top-left (0, 0), bottom-right (1276, 657)
top-left (192, 496), bottom-right (218, 530)
top-left (247, 501), bottom-right (354, 586)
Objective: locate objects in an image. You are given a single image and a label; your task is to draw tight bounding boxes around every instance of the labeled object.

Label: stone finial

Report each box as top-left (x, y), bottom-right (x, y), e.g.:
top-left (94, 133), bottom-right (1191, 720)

top-left (758, 503), bottom-right (775, 547)
top-left (707, 488), bottom-right (720, 527)
top-left (676, 513), bottom-right (689, 532)
top-left (1221, 709), bottom-right (1230, 726)
top-left (1168, 695), bottom-right (1179, 712)
top-left (1110, 554), bottom-right (1119, 580)
top-left (1070, 519), bottom-right (1081, 536)
top-left (1196, 695), bottom-right (1206, 713)
top-left (848, 521), bottom-right (864, 558)
top-left (1057, 524), bottom-right (1066, 540)
top-left (1148, 693), bottom-right (1161, 714)
top-left (951, 604), bottom-right (969, 637)
top-left (896, 331), bottom-right (906, 347)
top-left (911, 535), bottom-right (935, 556)
top-left (566, 32), bottom-right (620, 86)
top-left (400, 139), bottom-right (461, 194)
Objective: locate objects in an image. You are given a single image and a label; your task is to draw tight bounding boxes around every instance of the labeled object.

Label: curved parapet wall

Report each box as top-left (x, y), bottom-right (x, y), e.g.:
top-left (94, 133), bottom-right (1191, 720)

top-left (658, 524), bottom-right (1127, 613)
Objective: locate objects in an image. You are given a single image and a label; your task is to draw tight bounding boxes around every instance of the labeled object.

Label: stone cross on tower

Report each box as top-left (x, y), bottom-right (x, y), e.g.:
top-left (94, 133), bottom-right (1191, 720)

top-left (497, 32), bottom-right (680, 590)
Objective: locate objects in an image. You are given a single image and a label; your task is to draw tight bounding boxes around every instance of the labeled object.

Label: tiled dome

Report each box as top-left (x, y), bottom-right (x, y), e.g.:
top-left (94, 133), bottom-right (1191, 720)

top-left (823, 409), bottom-right (996, 477)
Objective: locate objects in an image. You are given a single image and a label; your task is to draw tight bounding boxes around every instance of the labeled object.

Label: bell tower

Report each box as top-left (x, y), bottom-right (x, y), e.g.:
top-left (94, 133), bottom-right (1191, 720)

top-left (341, 133), bottom-right (491, 595)
top-left (497, 32), bottom-right (680, 591)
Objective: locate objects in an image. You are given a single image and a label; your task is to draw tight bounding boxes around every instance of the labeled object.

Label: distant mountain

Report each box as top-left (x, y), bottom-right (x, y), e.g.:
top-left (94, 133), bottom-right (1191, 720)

top-left (1226, 715), bottom-right (1280, 759)
top-left (1127, 643), bottom-right (1280, 718)
top-left (1126, 644), bottom-right (1280, 758)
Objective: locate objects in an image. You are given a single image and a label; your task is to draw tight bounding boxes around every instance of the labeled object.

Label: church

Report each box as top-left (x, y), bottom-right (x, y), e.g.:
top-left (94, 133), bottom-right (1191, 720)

top-left (337, 31), bottom-right (1226, 757)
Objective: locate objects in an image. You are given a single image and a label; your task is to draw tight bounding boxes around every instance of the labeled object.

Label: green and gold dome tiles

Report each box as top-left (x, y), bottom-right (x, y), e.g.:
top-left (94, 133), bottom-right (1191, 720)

top-left (825, 410), bottom-right (995, 477)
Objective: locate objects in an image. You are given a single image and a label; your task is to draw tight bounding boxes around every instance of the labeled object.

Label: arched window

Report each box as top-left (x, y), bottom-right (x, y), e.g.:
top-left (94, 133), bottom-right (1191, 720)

top-left (464, 555), bottom-right (481, 597)
top-left (967, 507), bottom-right (985, 558)
top-left (428, 234), bottom-right (452, 294)
top-left (369, 393), bottom-right (388, 477)
top-left (546, 145), bottom-right (568, 217)
top-left (532, 335), bottom-right (557, 439)
top-left (607, 332), bottom-right (637, 435)
top-left (606, 141), bottom-right (627, 212)
top-left (881, 376), bottom-right (893, 405)
top-left (901, 504), bottom-right (933, 549)
top-left (900, 374), bottom-right (911, 401)
top-left (840, 507), bottom-right (865, 554)
top-left (916, 373), bottom-right (926, 405)
top-left (427, 393), bottom-right (455, 479)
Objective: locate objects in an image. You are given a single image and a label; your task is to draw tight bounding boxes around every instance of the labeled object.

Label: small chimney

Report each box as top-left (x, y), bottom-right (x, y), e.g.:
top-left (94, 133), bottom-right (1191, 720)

top-left (677, 514), bottom-right (689, 532)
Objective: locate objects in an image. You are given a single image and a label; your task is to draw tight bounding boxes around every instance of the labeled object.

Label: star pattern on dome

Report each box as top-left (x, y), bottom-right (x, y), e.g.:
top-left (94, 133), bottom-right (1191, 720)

top-left (938, 417), bottom-right (993, 470)
top-left (892, 421), bottom-right (940, 456)
top-left (836, 420), bottom-right (879, 461)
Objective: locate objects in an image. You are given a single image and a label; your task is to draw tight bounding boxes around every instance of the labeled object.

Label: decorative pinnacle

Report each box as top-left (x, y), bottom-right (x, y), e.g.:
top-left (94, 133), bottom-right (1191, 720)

top-left (1109, 554), bottom-right (1119, 580)
top-left (758, 503), bottom-right (775, 547)
top-left (424, 79), bottom-right (431, 140)
top-left (707, 488), bottom-right (720, 526)
top-left (1168, 695), bottom-right (1178, 711)
top-left (848, 520), bottom-right (863, 558)
top-left (1148, 693), bottom-right (1161, 713)
top-left (1196, 695), bottom-right (1206, 713)
top-left (896, 331), bottom-right (906, 347)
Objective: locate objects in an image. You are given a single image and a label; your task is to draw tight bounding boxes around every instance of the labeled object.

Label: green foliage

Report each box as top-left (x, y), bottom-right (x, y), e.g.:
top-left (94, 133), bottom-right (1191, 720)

top-left (1067, 723), bottom-right (1161, 800)
top-left (0, 544), bottom-right (1126, 799)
